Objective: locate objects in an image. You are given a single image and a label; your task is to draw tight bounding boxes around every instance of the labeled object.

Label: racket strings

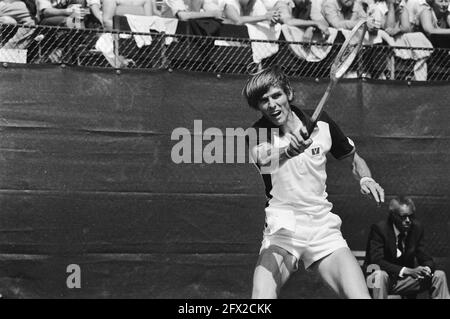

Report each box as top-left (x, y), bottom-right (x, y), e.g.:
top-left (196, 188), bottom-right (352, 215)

top-left (331, 23), bottom-right (367, 79)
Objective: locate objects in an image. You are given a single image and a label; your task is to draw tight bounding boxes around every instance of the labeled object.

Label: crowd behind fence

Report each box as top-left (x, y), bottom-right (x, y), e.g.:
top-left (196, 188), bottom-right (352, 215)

top-left (1, 21), bottom-right (450, 81)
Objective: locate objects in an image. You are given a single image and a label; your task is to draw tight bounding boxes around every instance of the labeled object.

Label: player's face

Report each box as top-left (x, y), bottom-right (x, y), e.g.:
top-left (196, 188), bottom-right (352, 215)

top-left (257, 86), bottom-right (293, 126)
top-left (392, 204), bottom-right (414, 233)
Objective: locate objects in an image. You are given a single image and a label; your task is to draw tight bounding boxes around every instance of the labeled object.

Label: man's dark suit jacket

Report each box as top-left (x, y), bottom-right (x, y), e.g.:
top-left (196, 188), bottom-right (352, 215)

top-left (364, 219), bottom-right (435, 280)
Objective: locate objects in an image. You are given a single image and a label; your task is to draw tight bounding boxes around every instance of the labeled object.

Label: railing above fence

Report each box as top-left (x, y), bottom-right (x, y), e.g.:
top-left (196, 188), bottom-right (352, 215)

top-left (1, 22), bottom-right (450, 81)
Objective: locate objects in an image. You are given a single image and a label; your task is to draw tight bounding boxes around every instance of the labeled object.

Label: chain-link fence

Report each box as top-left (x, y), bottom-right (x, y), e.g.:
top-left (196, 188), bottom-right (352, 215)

top-left (1, 23), bottom-right (450, 81)
top-left (1, 23), bottom-right (450, 298)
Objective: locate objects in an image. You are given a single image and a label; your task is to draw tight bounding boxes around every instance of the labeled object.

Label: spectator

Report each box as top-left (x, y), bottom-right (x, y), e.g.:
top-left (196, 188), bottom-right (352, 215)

top-left (20, 0), bottom-right (38, 17)
top-left (277, 0), bottom-right (330, 38)
top-left (162, 0), bottom-right (223, 20)
top-left (87, 0), bottom-right (103, 27)
top-left (259, 0), bottom-right (288, 10)
top-left (221, 0), bottom-right (280, 25)
top-left (370, 0), bottom-right (432, 81)
top-left (0, 0), bottom-right (35, 25)
top-left (83, 0), bottom-right (116, 28)
top-left (368, 0), bottom-right (411, 36)
top-left (102, 0), bottom-right (159, 30)
top-left (202, 0), bottom-right (221, 11)
top-left (405, 0), bottom-right (425, 24)
top-left (416, 0), bottom-right (450, 35)
top-left (311, 0), bottom-right (326, 20)
top-left (321, 0), bottom-right (367, 30)
top-left (0, 0), bottom-right (36, 49)
top-left (36, 0), bottom-right (88, 26)
top-left (364, 196), bottom-right (450, 299)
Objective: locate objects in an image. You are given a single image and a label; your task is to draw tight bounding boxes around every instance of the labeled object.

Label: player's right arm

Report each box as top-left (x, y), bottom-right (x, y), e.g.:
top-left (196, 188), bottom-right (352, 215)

top-left (250, 142), bottom-right (289, 173)
top-left (250, 130), bottom-right (312, 173)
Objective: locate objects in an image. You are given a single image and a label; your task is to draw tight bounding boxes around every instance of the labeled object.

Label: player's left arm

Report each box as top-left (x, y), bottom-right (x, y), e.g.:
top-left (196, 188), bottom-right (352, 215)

top-left (343, 152), bottom-right (385, 205)
top-left (415, 224), bottom-right (435, 273)
top-left (323, 111), bottom-right (384, 204)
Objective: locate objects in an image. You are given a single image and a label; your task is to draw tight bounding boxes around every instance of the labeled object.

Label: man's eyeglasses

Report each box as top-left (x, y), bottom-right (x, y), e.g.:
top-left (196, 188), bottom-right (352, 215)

top-left (397, 214), bottom-right (415, 221)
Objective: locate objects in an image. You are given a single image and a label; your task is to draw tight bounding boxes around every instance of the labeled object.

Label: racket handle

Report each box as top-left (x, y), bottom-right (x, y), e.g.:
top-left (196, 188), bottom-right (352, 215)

top-left (307, 80), bottom-right (337, 137)
top-left (306, 120), bottom-right (317, 137)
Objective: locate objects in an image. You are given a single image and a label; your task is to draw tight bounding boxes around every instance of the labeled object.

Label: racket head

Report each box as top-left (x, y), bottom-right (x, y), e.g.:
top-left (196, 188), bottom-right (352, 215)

top-left (246, 62), bottom-right (263, 75)
top-left (330, 20), bottom-right (368, 80)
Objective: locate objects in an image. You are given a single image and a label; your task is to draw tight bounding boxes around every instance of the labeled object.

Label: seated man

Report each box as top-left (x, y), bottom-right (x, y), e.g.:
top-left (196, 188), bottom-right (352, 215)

top-left (162, 0), bottom-right (223, 20)
top-left (321, 0), bottom-right (367, 30)
top-left (365, 196), bottom-right (450, 299)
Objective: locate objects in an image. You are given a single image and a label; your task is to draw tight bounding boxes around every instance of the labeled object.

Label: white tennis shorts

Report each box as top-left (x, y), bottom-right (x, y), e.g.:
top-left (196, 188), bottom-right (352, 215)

top-left (259, 206), bottom-right (349, 269)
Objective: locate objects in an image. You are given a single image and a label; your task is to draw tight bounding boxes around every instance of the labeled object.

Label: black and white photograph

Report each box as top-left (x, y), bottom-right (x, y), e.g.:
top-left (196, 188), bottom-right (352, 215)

top-left (0, 0), bottom-right (449, 305)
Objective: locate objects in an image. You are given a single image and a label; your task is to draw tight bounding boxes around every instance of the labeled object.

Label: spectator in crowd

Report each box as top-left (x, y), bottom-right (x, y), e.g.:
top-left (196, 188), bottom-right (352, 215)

top-left (87, 0), bottom-right (104, 26)
top-left (21, 0), bottom-right (38, 17)
top-left (311, 0), bottom-right (326, 20)
top-left (221, 0), bottom-right (280, 25)
top-left (202, 0), bottom-right (221, 11)
top-left (0, 0), bottom-right (35, 25)
top-left (321, 0), bottom-right (368, 29)
top-left (364, 196), bottom-right (450, 299)
top-left (0, 0), bottom-right (36, 49)
top-left (405, 0), bottom-right (425, 24)
top-left (368, 0), bottom-right (433, 81)
top-left (261, 0), bottom-right (326, 20)
top-left (259, 0), bottom-right (287, 11)
top-left (83, 0), bottom-right (115, 28)
top-left (162, 0), bottom-right (223, 20)
top-left (276, 0), bottom-right (330, 38)
top-left (36, 0), bottom-right (86, 26)
top-left (415, 0), bottom-right (450, 34)
top-left (266, 0), bottom-right (326, 20)
top-left (102, 0), bottom-right (160, 30)
top-left (368, 0), bottom-right (411, 36)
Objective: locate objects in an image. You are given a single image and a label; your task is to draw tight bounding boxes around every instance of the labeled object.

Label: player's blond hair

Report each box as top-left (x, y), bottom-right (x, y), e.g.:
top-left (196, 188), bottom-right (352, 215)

top-left (242, 65), bottom-right (294, 110)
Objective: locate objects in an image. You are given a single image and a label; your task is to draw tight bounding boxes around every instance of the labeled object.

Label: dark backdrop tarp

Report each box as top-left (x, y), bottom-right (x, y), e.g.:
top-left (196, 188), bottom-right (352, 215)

top-left (0, 66), bottom-right (449, 298)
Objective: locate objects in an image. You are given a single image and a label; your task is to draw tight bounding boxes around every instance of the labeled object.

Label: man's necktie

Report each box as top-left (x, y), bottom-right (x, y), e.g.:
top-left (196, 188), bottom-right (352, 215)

top-left (398, 232), bottom-right (406, 255)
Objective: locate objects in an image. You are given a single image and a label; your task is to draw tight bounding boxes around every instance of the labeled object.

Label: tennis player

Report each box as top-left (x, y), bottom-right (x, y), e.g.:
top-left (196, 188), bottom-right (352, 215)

top-left (244, 65), bottom-right (385, 299)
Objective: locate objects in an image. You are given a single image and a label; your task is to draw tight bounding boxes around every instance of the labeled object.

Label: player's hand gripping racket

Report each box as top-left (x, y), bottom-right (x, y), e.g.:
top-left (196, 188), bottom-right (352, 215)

top-left (305, 20), bottom-right (368, 137)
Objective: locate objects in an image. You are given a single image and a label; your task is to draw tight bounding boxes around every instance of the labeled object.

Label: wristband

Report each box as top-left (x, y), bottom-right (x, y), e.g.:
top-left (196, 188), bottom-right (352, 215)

top-left (284, 147), bottom-right (293, 159)
top-left (360, 176), bottom-right (375, 187)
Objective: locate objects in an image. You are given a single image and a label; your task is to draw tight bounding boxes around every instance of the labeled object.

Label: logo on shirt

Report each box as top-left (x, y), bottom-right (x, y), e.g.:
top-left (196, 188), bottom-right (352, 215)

top-left (311, 147), bottom-right (320, 156)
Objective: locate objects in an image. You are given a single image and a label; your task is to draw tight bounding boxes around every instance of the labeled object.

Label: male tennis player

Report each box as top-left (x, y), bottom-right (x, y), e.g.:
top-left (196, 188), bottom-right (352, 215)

top-left (244, 65), bottom-right (384, 299)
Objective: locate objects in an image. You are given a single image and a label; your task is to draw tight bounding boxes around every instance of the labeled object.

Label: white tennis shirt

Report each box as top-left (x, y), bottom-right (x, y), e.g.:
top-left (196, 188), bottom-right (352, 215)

top-left (250, 106), bottom-right (355, 217)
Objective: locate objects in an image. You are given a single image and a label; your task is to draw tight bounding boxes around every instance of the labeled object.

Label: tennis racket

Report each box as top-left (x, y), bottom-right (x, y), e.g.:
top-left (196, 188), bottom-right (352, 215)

top-left (306, 20), bottom-right (368, 136)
